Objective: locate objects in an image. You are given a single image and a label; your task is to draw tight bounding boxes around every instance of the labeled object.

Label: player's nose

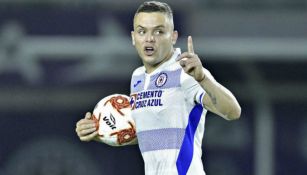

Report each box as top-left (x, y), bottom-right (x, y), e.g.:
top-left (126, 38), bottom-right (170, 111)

top-left (145, 33), bottom-right (155, 42)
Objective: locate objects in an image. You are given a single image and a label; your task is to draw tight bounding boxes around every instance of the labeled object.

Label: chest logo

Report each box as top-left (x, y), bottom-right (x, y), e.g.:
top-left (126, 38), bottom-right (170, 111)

top-left (155, 73), bottom-right (168, 88)
top-left (133, 80), bottom-right (142, 88)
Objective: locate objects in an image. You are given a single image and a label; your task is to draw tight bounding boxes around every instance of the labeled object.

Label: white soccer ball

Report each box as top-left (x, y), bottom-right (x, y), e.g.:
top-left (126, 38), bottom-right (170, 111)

top-left (91, 94), bottom-right (137, 146)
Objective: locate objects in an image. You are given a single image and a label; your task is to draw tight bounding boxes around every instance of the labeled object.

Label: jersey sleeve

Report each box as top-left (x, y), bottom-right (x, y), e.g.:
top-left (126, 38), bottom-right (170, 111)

top-left (130, 70), bottom-right (136, 94)
top-left (180, 69), bottom-right (206, 107)
top-left (130, 66), bottom-right (145, 94)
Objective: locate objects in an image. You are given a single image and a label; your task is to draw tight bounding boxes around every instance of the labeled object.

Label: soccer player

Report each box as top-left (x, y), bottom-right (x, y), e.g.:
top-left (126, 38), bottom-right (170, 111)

top-left (75, 1), bottom-right (241, 175)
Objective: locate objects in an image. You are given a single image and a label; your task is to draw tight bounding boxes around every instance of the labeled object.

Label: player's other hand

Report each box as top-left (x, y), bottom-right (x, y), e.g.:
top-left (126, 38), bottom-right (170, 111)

top-left (75, 112), bottom-right (98, 142)
top-left (176, 36), bottom-right (205, 82)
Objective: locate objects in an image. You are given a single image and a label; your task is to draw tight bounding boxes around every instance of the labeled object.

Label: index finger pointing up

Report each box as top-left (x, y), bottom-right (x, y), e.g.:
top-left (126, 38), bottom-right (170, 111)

top-left (188, 36), bottom-right (194, 54)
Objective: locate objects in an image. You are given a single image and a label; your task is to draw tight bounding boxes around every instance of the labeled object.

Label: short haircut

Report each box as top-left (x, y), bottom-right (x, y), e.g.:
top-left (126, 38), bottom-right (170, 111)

top-left (134, 1), bottom-right (173, 20)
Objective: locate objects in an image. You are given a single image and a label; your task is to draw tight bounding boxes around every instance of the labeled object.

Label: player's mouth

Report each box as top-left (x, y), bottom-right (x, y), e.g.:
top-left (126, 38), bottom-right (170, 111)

top-left (144, 46), bottom-right (155, 56)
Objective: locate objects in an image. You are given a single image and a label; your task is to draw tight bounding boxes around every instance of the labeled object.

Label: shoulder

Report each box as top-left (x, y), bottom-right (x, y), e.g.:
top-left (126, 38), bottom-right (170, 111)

top-left (131, 66), bottom-right (145, 77)
top-left (180, 66), bottom-right (201, 88)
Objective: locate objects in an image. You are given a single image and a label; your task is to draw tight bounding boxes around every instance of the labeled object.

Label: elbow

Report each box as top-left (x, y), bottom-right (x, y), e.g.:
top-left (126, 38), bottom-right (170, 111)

top-left (226, 104), bottom-right (241, 121)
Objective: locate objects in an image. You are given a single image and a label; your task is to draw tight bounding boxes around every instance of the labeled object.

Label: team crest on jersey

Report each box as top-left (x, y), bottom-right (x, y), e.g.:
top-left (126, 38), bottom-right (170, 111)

top-left (155, 73), bottom-right (168, 88)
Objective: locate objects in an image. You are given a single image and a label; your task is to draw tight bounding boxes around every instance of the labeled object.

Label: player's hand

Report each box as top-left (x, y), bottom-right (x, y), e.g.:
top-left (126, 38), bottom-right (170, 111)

top-left (176, 36), bottom-right (205, 82)
top-left (75, 112), bottom-right (98, 142)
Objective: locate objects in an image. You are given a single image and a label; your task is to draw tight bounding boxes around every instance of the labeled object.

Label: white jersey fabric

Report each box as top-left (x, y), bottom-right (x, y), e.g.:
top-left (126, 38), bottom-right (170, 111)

top-left (130, 48), bottom-right (207, 175)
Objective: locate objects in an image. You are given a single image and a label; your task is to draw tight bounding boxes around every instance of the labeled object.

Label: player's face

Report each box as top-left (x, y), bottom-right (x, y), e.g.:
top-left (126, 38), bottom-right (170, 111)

top-left (132, 12), bottom-right (178, 73)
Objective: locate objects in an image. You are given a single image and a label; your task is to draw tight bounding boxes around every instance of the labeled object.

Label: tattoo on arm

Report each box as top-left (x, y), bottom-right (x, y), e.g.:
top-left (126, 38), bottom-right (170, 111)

top-left (207, 91), bottom-right (217, 105)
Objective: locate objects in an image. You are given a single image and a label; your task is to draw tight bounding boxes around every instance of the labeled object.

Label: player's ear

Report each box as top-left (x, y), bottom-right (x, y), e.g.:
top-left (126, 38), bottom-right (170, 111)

top-left (172, 30), bottom-right (178, 45)
top-left (131, 31), bottom-right (135, 46)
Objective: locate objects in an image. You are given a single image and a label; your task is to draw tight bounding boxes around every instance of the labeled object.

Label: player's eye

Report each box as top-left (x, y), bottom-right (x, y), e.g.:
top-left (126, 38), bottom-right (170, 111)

top-left (154, 30), bottom-right (164, 35)
top-left (138, 29), bottom-right (145, 35)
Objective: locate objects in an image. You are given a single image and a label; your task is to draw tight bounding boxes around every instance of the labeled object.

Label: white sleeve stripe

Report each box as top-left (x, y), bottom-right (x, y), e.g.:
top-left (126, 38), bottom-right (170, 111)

top-left (199, 92), bottom-right (205, 107)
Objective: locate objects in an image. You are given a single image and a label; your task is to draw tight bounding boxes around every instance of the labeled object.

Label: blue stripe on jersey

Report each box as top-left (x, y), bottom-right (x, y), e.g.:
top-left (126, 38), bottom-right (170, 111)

top-left (131, 74), bottom-right (145, 93)
top-left (147, 69), bottom-right (181, 90)
top-left (137, 128), bottom-right (185, 153)
top-left (199, 92), bottom-right (204, 105)
top-left (176, 104), bottom-right (203, 175)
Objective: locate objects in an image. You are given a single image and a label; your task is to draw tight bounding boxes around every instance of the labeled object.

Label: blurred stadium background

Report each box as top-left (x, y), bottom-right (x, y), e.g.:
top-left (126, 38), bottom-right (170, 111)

top-left (0, 0), bottom-right (307, 175)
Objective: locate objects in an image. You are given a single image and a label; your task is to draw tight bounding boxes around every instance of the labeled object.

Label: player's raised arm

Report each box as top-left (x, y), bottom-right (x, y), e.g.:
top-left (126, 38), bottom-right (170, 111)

top-left (177, 36), bottom-right (241, 120)
top-left (75, 112), bottom-right (99, 142)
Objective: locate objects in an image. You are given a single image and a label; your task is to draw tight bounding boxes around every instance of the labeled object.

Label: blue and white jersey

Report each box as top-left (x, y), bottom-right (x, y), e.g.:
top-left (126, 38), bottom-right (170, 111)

top-left (130, 48), bottom-right (207, 175)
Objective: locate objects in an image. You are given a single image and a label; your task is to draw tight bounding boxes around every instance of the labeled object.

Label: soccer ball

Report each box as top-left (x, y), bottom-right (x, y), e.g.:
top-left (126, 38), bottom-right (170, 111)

top-left (91, 94), bottom-right (137, 146)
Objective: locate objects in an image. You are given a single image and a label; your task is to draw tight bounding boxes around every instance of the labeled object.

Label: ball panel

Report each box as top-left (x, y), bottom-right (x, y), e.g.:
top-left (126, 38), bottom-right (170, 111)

top-left (92, 94), bottom-right (137, 146)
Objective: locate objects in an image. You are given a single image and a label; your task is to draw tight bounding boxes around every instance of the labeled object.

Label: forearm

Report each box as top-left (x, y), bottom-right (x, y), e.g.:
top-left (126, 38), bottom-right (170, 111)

top-left (199, 69), bottom-right (241, 120)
